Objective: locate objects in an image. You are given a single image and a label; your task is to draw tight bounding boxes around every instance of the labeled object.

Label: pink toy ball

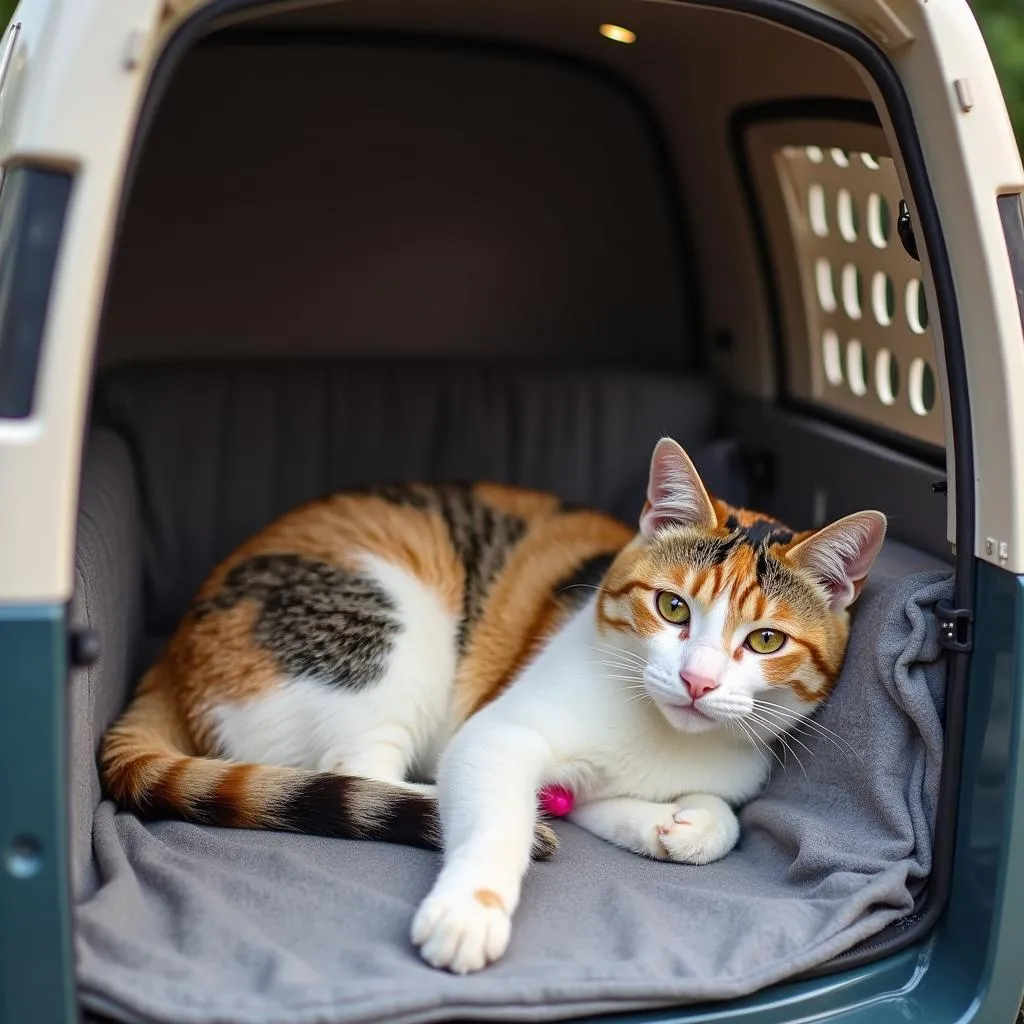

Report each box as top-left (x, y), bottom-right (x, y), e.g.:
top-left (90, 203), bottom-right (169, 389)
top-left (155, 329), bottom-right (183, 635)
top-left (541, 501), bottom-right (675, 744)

top-left (538, 784), bottom-right (574, 817)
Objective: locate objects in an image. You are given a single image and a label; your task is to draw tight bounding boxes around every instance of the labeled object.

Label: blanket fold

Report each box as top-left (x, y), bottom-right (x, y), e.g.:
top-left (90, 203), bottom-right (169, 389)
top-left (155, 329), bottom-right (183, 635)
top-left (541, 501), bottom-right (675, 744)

top-left (76, 566), bottom-right (952, 1024)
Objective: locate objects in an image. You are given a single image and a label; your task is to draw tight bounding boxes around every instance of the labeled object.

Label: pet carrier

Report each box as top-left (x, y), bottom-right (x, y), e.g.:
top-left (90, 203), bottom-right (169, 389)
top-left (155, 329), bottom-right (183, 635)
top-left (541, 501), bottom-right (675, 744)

top-left (1, 1), bottom-right (1023, 1022)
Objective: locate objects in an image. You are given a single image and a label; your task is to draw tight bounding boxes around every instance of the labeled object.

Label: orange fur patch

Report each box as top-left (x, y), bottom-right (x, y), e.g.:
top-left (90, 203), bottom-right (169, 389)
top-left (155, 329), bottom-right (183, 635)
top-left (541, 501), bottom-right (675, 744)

top-left (597, 497), bottom-right (853, 706)
top-left (474, 889), bottom-right (506, 911)
top-left (456, 508), bottom-right (632, 718)
top-left (198, 494), bottom-right (465, 617)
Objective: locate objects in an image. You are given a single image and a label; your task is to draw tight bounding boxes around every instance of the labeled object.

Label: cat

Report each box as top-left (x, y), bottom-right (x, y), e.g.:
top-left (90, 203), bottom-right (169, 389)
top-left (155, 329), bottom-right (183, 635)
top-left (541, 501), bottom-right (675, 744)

top-left (100, 437), bottom-right (886, 975)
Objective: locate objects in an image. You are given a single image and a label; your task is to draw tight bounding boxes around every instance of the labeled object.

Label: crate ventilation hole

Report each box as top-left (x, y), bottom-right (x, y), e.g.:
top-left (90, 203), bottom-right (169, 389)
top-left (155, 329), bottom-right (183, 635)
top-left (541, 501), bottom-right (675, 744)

top-left (777, 145), bottom-right (941, 443)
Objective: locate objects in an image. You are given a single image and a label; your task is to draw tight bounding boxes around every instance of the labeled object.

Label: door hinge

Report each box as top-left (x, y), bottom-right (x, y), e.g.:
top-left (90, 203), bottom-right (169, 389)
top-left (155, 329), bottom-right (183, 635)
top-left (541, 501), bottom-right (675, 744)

top-left (936, 599), bottom-right (973, 653)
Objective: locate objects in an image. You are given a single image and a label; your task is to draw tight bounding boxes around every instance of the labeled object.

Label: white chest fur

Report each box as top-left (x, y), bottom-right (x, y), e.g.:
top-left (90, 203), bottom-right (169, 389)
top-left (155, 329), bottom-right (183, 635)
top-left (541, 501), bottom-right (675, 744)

top-left (482, 602), bottom-right (771, 809)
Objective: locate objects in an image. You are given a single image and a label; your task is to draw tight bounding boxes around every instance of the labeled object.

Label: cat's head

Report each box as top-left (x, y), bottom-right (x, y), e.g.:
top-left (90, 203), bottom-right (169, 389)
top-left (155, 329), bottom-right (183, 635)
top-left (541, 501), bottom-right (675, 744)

top-left (598, 437), bottom-right (886, 736)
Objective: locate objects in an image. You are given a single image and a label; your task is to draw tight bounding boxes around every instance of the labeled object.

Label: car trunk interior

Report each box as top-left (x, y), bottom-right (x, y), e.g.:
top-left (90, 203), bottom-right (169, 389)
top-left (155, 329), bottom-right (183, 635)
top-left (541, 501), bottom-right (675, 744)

top-left (72, 3), bottom-right (958, 1021)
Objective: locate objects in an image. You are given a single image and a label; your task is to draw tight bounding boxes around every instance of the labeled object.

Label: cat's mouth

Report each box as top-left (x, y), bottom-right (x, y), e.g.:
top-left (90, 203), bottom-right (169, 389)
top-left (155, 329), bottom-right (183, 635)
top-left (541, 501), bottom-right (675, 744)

top-left (665, 702), bottom-right (714, 721)
top-left (657, 701), bottom-right (720, 733)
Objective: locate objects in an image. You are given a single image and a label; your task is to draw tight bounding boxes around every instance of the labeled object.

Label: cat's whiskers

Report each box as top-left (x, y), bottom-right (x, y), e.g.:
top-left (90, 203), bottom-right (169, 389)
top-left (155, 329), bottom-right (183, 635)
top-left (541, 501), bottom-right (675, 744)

top-left (751, 699), bottom-right (862, 764)
top-left (746, 711), bottom-right (817, 762)
top-left (745, 711), bottom-right (809, 779)
top-left (587, 641), bottom-right (646, 659)
top-left (751, 705), bottom-right (830, 751)
top-left (620, 683), bottom-right (654, 706)
top-left (556, 583), bottom-right (613, 604)
top-left (586, 644), bottom-right (649, 669)
top-left (731, 717), bottom-right (773, 771)
top-left (588, 660), bottom-right (647, 673)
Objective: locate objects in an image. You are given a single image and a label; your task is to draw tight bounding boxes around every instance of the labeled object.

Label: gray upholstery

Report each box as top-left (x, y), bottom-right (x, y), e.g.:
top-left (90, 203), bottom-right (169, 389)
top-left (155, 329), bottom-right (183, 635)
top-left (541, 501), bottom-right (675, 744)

top-left (70, 429), bottom-right (142, 900)
top-left (75, 536), bottom-right (951, 1024)
top-left (94, 361), bottom-right (721, 633)
top-left (72, 360), bottom-right (952, 1023)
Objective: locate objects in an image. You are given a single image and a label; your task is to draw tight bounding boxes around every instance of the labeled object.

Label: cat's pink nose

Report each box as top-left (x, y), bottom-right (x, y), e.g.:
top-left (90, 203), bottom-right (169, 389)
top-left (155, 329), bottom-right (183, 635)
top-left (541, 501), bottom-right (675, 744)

top-left (681, 671), bottom-right (719, 700)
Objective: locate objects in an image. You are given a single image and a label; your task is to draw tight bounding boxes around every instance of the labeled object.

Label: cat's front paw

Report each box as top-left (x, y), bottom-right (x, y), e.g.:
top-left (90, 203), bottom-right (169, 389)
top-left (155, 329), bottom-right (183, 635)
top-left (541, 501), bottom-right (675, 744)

top-left (654, 795), bottom-right (739, 865)
top-left (411, 888), bottom-right (511, 974)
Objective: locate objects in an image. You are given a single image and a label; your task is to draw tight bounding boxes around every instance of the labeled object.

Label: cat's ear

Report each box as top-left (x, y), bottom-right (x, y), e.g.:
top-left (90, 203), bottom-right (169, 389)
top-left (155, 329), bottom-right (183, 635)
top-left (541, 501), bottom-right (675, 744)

top-left (639, 437), bottom-right (717, 539)
top-left (787, 510), bottom-right (887, 612)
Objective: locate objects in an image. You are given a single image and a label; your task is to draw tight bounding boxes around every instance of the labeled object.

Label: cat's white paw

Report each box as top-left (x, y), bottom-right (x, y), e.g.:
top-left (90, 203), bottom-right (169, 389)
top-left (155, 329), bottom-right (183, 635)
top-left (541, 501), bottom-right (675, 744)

top-left (654, 798), bottom-right (739, 865)
top-left (411, 889), bottom-right (511, 974)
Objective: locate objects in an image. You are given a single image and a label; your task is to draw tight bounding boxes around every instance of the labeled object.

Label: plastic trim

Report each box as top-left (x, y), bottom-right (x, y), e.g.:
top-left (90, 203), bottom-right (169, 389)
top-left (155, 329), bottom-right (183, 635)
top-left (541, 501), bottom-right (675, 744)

top-left (0, 605), bottom-right (75, 1024)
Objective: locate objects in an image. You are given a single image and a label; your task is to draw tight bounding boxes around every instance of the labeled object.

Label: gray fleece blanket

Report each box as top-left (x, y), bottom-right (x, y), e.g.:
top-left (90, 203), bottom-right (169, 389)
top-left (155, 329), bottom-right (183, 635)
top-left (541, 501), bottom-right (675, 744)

top-left (75, 564), bottom-right (952, 1024)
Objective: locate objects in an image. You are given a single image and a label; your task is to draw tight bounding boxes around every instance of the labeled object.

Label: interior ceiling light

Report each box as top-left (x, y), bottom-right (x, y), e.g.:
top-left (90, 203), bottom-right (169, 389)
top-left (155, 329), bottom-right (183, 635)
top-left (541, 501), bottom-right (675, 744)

top-left (598, 23), bottom-right (636, 44)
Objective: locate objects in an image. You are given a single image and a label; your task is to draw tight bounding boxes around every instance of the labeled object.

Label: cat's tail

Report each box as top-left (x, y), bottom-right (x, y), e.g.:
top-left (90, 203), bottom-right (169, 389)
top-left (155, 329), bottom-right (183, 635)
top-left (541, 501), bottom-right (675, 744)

top-left (100, 666), bottom-right (560, 860)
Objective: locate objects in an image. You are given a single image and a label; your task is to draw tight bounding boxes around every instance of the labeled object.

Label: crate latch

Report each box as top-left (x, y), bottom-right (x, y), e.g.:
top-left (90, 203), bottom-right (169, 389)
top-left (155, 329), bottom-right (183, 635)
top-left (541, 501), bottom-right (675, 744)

top-left (898, 200), bottom-right (920, 262)
top-left (935, 599), bottom-right (973, 653)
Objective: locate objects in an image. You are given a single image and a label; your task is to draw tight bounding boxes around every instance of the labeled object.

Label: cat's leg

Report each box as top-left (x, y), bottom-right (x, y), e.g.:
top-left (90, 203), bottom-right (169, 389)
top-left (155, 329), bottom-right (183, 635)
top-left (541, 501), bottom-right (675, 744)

top-left (410, 716), bottom-right (552, 974)
top-left (570, 793), bottom-right (739, 864)
top-left (321, 734), bottom-right (436, 798)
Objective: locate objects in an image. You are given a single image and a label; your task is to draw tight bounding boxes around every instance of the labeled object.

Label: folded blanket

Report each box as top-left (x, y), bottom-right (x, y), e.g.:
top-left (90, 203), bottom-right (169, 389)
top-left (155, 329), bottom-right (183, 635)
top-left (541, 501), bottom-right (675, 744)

top-left (76, 561), bottom-right (952, 1024)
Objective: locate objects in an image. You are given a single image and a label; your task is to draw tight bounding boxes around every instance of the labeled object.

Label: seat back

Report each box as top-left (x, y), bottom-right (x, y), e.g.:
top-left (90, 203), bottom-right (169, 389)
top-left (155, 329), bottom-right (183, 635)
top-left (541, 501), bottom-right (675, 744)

top-left (94, 360), bottom-right (728, 634)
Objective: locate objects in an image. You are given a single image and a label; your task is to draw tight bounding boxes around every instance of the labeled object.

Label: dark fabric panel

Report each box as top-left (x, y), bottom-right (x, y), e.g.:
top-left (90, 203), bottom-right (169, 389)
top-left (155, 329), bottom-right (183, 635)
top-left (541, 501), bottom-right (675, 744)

top-left (69, 430), bottom-right (143, 900)
top-left (94, 361), bottom-right (719, 632)
top-left (726, 398), bottom-right (950, 558)
top-left (100, 40), bottom-right (692, 366)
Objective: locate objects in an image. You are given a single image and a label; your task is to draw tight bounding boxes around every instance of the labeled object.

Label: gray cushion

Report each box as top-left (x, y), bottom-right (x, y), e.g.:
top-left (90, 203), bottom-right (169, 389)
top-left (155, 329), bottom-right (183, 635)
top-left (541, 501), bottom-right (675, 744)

top-left (74, 362), bottom-right (952, 1023)
top-left (70, 429), bottom-right (142, 899)
top-left (95, 361), bottom-right (720, 632)
top-left (75, 554), bottom-right (951, 1024)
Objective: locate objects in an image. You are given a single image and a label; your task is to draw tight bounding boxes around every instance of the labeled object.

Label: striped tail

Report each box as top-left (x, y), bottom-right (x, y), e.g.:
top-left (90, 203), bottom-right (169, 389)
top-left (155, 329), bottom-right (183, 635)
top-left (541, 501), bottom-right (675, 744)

top-left (99, 668), bottom-right (559, 859)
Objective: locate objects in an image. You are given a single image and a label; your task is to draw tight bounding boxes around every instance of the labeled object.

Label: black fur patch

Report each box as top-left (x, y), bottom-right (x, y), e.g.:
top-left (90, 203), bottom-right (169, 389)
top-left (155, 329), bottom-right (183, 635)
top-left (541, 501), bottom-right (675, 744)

top-left (754, 546), bottom-right (817, 613)
top-left (656, 532), bottom-right (738, 571)
top-left (434, 486), bottom-right (528, 648)
top-left (755, 547), bottom-right (773, 592)
top-left (272, 775), bottom-right (441, 848)
top-left (191, 554), bottom-right (400, 690)
top-left (362, 482), bottom-right (529, 649)
top-left (275, 775), bottom-right (556, 857)
top-left (190, 787), bottom-right (246, 829)
top-left (554, 551), bottom-right (617, 609)
top-left (725, 514), bottom-right (794, 548)
top-left (363, 482), bottom-right (434, 511)
top-left (275, 774), bottom-right (364, 839)
top-left (374, 791), bottom-right (443, 850)
top-left (696, 534), bottom-right (740, 566)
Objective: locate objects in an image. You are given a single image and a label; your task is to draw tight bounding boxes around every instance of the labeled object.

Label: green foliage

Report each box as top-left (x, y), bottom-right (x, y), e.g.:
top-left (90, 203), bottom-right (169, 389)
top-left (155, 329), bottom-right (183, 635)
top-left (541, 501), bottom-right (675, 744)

top-left (0, 1), bottom-right (14, 29)
top-left (974, 0), bottom-right (1024, 147)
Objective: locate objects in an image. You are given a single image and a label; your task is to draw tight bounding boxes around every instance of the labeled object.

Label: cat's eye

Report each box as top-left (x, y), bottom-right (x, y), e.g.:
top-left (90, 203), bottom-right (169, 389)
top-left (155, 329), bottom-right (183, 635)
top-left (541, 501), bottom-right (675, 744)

top-left (656, 591), bottom-right (690, 625)
top-left (745, 629), bottom-right (787, 654)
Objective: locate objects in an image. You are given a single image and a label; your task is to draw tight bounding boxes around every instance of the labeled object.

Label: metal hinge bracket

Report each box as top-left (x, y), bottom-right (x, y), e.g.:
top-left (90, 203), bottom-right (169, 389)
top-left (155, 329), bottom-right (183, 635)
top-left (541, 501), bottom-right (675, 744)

top-left (936, 599), bottom-right (973, 653)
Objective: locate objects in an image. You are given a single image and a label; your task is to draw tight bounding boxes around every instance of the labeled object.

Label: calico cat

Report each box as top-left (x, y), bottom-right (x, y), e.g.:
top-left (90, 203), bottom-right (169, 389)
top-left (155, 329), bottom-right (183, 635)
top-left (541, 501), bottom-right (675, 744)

top-left (101, 437), bottom-right (886, 974)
